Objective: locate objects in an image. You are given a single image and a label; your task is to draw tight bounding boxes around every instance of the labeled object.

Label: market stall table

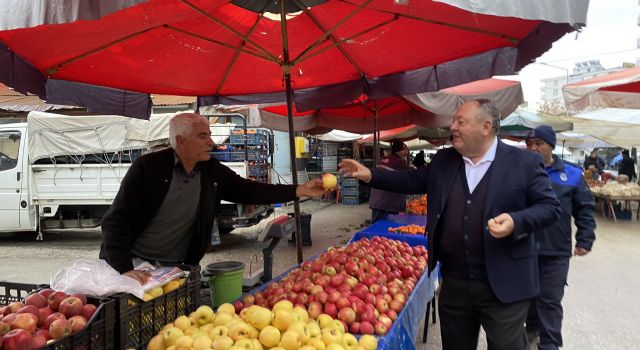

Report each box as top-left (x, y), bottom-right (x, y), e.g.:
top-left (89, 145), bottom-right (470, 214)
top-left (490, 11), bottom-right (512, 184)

top-left (591, 192), bottom-right (640, 222)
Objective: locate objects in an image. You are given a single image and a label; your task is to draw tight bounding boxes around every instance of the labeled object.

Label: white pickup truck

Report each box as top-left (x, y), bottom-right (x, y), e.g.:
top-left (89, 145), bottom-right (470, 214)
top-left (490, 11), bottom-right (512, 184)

top-left (0, 111), bottom-right (273, 240)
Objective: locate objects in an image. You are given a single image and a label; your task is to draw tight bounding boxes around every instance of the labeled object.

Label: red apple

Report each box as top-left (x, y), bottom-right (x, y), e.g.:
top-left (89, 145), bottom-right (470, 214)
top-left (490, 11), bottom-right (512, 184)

top-left (70, 294), bottom-right (88, 306)
top-left (68, 315), bottom-right (88, 334)
top-left (34, 329), bottom-right (51, 341)
top-left (10, 313), bottom-right (38, 333)
top-left (315, 291), bottom-right (328, 304)
top-left (2, 314), bottom-right (17, 325)
top-left (0, 306), bottom-right (10, 316)
top-left (329, 274), bottom-right (344, 288)
top-left (1, 329), bottom-right (32, 350)
top-left (360, 309), bottom-right (376, 324)
top-left (359, 321), bottom-right (374, 335)
top-left (322, 266), bottom-right (336, 276)
top-left (58, 297), bottom-right (83, 318)
top-left (43, 313), bottom-right (66, 331)
top-left (375, 298), bottom-right (389, 313)
top-left (37, 289), bottom-right (54, 300)
top-left (378, 315), bottom-right (393, 329)
top-left (374, 321), bottom-right (389, 335)
top-left (0, 321), bottom-right (10, 336)
top-left (349, 322), bottom-right (361, 334)
top-left (323, 303), bottom-right (338, 319)
top-left (335, 297), bottom-right (351, 310)
top-left (337, 307), bottom-right (356, 325)
top-left (233, 301), bottom-right (244, 314)
top-left (24, 293), bottom-right (48, 309)
top-left (7, 302), bottom-right (25, 314)
top-left (389, 299), bottom-right (403, 312)
top-left (386, 309), bottom-right (398, 321)
top-left (47, 292), bottom-right (68, 311)
top-left (307, 302), bottom-right (323, 320)
top-left (31, 334), bottom-right (47, 350)
top-left (16, 305), bottom-right (38, 316)
top-left (81, 304), bottom-right (97, 321)
top-left (49, 319), bottom-right (73, 339)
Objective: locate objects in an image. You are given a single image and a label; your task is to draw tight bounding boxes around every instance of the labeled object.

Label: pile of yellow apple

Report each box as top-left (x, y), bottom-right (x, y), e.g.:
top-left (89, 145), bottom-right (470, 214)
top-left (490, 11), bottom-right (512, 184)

top-left (143, 278), bottom-right (186, 301)
top-left (147, 300), bottom-right (378, 350)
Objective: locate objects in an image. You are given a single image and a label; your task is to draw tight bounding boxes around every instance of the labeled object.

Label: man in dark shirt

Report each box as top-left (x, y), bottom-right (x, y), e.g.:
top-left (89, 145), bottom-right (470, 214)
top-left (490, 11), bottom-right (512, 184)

top-left (618, 149), bottom-right (637, 181)
top-left (100, 113), bottom-right (326, 283)
top-left (583, 149), bottom-right (605, 174)
top-left (369, 140), bottom-right (414, 222)
top-left (525, 126), bottom-right (596, 350)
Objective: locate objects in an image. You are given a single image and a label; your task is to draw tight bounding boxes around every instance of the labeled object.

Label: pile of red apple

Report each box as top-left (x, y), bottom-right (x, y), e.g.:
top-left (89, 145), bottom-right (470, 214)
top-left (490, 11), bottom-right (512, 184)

top-left (0, 289), bottom-right (97, 350)
top-left (235, 236), bottom-right (428, 336)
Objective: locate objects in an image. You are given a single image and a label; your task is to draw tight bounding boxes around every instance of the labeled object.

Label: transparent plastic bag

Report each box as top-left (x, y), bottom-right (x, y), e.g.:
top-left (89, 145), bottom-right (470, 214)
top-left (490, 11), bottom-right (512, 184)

top-left (132, 259), bottom-right (186, 292)
top-left (50, 258), bottom-right (144, 298)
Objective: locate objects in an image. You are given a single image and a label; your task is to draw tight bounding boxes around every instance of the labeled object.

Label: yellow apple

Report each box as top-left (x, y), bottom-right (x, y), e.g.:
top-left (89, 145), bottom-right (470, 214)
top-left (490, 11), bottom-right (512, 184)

top-left (163, 280), bottom-right (182, 294)
top-left (217, 303), bottom-right (236, 315)
top-left (143, 293), bottom-right (154, 301)
top-left (244, 305), bottom-right (273, 330)
top-left (292, 306), bottom-right (309, 323)
top-left (287, 321), bottom-right (311, 343)
top-left (329, 320), bottom-right (346, 333)
top-left (358, 334), bottom-right (377, 350)
top-left (321, 328), bottom-right (342, 345)
top-left (234, 338), bottom-right (255, 350)
top-left (174, 335), bottom-right (194, 349)
top-left (173, 315), bottom-right (192, 331)
top-left (270, 348), bottom-right (286, 350)
top-left (322, 173), bottom-right (337, 190)
top-left (300, 346), bottom-right (316, 350)
top-left (166, 346), bottom-right (175, 350)
top-left (212, 335), bottom-right (234, 350)
top-left (195, 305), bottom-right (215, 325)
top-left (258, 325), bottom-right (281, 348)
top-left (162, 327), bottom-right (185, 347)
top-left (272, 309), bottom-right (295, 332)
top-left (214, 312), bottom-right (233, 326)
top-left (341, 333), bottom-right (358, 350)
top-left (307, 321), bottom-right (321, 337)
top-left (192, 335), bottom-right (212, 350)
top-left (228, 321), bottom-right (251, 341)
top-left (199, 323), bottom-right (215, 334)
top-left (280, 330), bottom-right (302, 350)
top-left (148, 287), bottom-right (164, 298)
top-left (252, 339), bottom-right (264, 350)
top-left (273, 300), bottom-right (294, 313)
top-left (306, 336), bottom-right (326, 350)
top-left (316, 314), bottom-right (333, 329)
top-left (184, 326), bottom-right (199, 336)
top-left (209, 325), bottom-right (229, 341)
top-left (326, 343), bottom-right (346, 350)
top-left (147, 334), bottom-right (165, 350)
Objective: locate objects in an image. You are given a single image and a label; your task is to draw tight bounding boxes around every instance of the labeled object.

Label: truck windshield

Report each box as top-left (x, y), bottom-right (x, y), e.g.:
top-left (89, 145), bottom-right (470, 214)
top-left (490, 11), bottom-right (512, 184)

top-left (0, 131), bottom-right (20, 171)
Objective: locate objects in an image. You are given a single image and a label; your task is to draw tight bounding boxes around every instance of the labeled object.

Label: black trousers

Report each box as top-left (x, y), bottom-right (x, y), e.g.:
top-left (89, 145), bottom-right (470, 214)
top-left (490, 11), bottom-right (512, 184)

top-left (439, 275), bottom-right (530, 350)
top-left (527, 255), bottom-right (570, 350)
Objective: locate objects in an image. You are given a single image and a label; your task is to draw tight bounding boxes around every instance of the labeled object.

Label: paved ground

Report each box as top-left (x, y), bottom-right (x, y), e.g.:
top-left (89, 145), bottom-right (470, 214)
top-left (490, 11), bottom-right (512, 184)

top-left (1, 200), bottom-right (639, 349)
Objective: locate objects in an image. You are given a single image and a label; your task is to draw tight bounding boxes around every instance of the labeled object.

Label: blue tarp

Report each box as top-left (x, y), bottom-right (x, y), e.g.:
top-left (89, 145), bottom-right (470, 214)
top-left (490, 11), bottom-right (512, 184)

top-left (386, 214), bottom-right (427, 226)
top-left (356, 218), bottom-right (428, 248)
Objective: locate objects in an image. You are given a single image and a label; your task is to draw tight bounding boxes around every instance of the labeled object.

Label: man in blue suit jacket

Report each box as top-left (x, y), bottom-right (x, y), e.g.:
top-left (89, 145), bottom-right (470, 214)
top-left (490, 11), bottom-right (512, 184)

top-left (340, 99), bottom-right (561, 350)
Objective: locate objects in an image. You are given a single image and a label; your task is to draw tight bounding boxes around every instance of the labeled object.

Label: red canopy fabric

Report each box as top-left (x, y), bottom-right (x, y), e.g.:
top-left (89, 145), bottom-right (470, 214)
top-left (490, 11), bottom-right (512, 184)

top-left (563, 67), bottom-right (640, 110)
top-left (0, 0), bottom-right (580, 117)
top-left (259, 78), bottom-right (523, 133)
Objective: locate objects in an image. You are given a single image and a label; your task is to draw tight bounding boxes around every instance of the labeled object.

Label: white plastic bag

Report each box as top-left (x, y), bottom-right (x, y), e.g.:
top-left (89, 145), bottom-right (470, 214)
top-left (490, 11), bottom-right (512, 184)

top-left (50, 258), bottom-right (144, 298)
top-left (132, 259), bottom-right (186, 292)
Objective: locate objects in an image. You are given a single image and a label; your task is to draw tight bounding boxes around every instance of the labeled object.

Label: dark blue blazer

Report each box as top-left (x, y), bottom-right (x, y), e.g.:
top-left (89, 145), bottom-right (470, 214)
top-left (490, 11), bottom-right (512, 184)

top-left (370, 141), bottom-right (561, 303)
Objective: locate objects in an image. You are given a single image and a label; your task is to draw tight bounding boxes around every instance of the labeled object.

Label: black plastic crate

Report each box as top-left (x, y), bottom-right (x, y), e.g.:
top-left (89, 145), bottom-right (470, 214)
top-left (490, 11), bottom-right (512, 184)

top-left (113, 264), bottom-right (201, 350)
top-left (0, 281), bottom-right (116, 350)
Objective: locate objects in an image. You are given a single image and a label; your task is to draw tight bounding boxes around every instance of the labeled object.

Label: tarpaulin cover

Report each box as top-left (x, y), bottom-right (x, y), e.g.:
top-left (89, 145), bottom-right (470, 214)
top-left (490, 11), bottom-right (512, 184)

top-left (565, 108), bottom-right (640, 148)
top-left (563, 67), bottom-right (640, 111)
top-left (0, 0), bottom-right (585, 118)
top-left (500, 108), bottom-right (573, 136)
top-left (261, 78), bottom-right (523, 133)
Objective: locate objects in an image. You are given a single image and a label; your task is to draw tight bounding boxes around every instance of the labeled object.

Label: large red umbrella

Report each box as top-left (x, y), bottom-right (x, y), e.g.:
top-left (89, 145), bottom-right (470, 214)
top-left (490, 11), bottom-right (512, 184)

top-left (0, 0), bottom-right (588, 262)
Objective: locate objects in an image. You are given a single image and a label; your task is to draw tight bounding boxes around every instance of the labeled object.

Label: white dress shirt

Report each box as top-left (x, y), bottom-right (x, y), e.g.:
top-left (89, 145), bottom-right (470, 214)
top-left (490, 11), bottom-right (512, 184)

top-left (462, 137), bottom-right (498, 193)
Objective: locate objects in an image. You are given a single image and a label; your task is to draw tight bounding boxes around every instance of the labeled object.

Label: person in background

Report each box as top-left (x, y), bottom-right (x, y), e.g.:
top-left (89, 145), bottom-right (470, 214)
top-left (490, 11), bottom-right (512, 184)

top-left (610, 151), bottom-right (623, 169)
top-left (368, 141), bottom-right (413, 223)
top-left (413, 150), bottom-right (427, 168)
top-left (583, 149), bottom-right (605, 175)
top-left (99, 113), bottom-right (326, 283)
top-left (340, 99), bottom-right (561, 350)
top-left (618, 149), bottom-right (637, 181)
top-left (525, 125), bottom-right (596, 350)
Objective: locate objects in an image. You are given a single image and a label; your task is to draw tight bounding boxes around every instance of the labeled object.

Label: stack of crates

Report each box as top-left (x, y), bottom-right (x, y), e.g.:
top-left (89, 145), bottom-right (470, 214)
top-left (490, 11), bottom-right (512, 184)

top-left (341, 177), bottom-right (362, 205)
top-left (227, 128), bottom-right (271, 183)
top-left (321, 142), bottom-right (338, 172)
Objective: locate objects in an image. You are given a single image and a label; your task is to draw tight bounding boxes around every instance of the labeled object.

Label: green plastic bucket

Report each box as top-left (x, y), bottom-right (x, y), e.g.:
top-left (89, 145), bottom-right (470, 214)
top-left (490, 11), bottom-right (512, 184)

top-left (204, 261), bottom-right (245, 307)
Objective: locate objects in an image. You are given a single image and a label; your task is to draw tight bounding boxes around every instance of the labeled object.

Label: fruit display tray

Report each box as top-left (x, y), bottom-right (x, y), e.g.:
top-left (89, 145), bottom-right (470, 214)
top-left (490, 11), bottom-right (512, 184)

top-left (111, 264), bottom-right (200, 350)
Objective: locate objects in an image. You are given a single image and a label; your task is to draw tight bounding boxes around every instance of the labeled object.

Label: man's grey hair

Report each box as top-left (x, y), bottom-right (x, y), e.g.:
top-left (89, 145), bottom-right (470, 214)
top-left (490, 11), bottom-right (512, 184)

top-left (169, 113), bottom-right (207, 148)
top-left (471, 99), bottom-right (501, 134)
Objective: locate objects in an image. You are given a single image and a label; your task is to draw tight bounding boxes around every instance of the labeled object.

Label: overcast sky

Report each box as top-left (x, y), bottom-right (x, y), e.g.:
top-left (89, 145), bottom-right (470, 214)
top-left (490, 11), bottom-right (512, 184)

top-left (505, 0), bottom-right (640, 108)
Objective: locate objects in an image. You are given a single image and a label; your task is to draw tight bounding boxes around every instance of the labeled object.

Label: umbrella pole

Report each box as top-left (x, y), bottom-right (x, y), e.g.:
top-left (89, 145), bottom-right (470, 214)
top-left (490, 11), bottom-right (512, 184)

top-left (373, 109), bottom-right (379, 164)
top-left (280, 0), bottom-right (303, 264)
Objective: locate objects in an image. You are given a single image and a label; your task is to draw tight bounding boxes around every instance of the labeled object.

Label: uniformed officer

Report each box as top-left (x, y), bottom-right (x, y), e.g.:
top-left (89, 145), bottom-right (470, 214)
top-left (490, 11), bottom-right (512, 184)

top-left (525, 125), bottom-right (597, 350)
